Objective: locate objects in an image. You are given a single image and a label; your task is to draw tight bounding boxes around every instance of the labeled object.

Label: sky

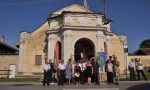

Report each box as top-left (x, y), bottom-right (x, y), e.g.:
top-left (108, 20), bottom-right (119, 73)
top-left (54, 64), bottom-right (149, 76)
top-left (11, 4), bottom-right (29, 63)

top-left (0, 0), bottom-right (150, 53)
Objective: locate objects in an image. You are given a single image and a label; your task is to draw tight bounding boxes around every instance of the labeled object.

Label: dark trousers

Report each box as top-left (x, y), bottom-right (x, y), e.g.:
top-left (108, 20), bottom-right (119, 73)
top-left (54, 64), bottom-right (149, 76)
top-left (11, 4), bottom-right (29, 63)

top-left (94, 72), bottom-right (99, 84)
top-left (43, 70), bottom-right (50, 86)
top-left (58, 70), bottom-right (65, 85)
top-left (49, 70), bottom-right (52, 83)
top-left (80, 70), bottom-right (86, 84)
top-left (129, 67), bottom-right (136, 81)
top-left (107, 72), bottom-right (113, 84)
top-left (137, 70), bottom-right (147, 80)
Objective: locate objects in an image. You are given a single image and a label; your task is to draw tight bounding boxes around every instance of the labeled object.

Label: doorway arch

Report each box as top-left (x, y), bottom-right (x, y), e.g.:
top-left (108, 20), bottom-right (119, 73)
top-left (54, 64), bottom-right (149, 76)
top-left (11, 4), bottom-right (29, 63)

top-left (55, 41), bottom-right (61, 64)
top-left (74, 38), bottom-right (95, 61)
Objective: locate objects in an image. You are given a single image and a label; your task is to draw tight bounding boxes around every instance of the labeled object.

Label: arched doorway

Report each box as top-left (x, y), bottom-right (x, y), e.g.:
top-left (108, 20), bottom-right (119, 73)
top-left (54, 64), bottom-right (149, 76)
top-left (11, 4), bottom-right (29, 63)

top-left (104, 42), bottom-right (107, 53)
top-left (74, 38), bottom-right (95, 61)
top-left (55, 41), bottom-right (61, 64)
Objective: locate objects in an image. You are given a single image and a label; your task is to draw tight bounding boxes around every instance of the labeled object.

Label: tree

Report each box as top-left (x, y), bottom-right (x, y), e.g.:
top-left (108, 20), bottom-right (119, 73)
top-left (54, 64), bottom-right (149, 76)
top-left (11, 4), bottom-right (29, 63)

top-left (140, 39), bottom-right (150, 48)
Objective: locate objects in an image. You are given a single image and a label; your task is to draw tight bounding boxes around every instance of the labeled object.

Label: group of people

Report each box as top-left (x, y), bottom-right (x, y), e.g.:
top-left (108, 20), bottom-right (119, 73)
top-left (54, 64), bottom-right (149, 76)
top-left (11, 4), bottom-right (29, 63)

top-left (43, 57), bottom-right (100, 86)
top-left (105, 56), bottom-right (120, 85)
top-left (128, 58), bottom-right (147, 81)
top-left (57, 58), bottom-right (100, 86)
top-left (43, 55), bottom-right (149, 86)
top-left (43, 55), bottom-right (121, 86)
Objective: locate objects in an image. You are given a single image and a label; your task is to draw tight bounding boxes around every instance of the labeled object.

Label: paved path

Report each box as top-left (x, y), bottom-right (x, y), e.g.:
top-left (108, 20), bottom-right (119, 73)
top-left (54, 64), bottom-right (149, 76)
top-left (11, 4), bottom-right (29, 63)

top-left (0, 81), bottom-right (150, 90)
top-left (0, 82), bottom-right (118, 90)
top-left (63, 89), bottom-right (118, 90)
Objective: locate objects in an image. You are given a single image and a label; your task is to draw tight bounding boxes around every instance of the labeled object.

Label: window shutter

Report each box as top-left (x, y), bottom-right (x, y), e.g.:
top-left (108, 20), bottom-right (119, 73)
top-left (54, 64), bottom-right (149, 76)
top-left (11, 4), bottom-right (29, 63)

top-left (35, 55), bottom-right (42, 65)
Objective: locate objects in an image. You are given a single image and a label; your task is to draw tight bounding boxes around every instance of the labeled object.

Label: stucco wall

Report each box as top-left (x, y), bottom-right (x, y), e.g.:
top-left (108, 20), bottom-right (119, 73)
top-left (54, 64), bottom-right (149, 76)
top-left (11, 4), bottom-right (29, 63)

top-left (22, 22), bottom-right (49, 75)
top-left (111, 34), bottom-right (125, 72)
top-left (70, 30), bottom-right (97, 46)
top-left (128, 55), bottom-right (150, 67)
top-left (0, 55), bottom-right (18, 76)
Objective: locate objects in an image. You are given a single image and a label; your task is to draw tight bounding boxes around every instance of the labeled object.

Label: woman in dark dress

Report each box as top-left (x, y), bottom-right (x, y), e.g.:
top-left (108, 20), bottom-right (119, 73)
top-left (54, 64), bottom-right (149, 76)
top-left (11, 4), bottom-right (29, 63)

top-left (86, 59), bottom-right (93, 85)
top-left (74, 62), bottom-right (81, 86)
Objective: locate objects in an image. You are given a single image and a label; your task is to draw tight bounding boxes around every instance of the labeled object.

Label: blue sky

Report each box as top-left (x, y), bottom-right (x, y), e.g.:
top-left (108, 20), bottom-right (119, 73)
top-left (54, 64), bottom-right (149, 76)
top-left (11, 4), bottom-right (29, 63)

top-left (0, 0), bottom-right (150, 53)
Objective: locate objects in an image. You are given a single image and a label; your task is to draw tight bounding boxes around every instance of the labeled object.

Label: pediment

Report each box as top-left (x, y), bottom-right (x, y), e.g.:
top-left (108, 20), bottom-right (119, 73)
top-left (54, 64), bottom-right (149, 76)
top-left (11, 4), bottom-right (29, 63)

top-left (52, 4), bottom-right (93, 15)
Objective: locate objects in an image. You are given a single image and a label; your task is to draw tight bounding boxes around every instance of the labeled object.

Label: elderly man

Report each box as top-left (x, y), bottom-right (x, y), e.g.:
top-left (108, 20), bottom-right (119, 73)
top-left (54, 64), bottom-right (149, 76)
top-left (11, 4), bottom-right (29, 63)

top-left (136, 59), bottom-right (147, 81)
top-left (112, 56), bottom-right (120, 84)
top-left (43, 58), bottom-right (51, 86)
top-left (128, 59), bottom-right (136, 81)
top-left (58, 60), bottom-right (66, 86)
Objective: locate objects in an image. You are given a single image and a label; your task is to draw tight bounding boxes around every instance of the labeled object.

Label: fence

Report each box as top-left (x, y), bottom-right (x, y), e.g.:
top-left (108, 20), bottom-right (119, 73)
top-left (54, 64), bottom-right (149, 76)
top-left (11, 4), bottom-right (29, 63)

top-left (0, 69), bottom-right (12, 78)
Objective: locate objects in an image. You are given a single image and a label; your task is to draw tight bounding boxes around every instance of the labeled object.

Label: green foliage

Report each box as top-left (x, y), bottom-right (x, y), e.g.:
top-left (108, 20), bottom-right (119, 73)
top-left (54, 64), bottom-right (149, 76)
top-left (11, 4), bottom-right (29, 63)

top-left (140, 39), bottom-right (150, 48)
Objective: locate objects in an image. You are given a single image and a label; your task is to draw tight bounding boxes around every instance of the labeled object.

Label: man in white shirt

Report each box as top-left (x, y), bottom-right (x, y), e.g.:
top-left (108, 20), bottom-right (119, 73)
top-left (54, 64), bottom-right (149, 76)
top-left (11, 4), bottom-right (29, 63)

top-left (137, 59), bottom-right (147, 81)
top-left (58, 60), bottom-right (66, 86)
top-left (43, 58), bottom-right (51, 86)
top-left (128, 59), bottom-right (136, 81)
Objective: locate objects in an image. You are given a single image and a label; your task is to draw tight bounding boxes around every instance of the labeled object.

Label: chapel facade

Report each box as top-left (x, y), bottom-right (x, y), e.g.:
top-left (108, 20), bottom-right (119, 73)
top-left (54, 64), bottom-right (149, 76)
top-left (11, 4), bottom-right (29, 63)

top-left (17, 3), bottom-right (127, 76)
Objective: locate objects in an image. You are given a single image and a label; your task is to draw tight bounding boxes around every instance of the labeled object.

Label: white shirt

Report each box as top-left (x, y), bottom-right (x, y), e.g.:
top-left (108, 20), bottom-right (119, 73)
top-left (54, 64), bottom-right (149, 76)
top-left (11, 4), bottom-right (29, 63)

top-left (43, 64), bottom-right (51, 71)
top-left (128, 61), bottom-right (135, 68)
top-left (79, 63), bottom-right (86, 71)
top-left (107, 63), bottom-right (113, 72)
top-left (72, 64), bottom-right (75, 74)
top-left (79, 63), bottom-right (82, 70)
top-left (137, 61), bottom-right (143, 70)
top-left (82, 63), bottom-right (86, 71)
top-left (58, 63), bottom-right (66, 70)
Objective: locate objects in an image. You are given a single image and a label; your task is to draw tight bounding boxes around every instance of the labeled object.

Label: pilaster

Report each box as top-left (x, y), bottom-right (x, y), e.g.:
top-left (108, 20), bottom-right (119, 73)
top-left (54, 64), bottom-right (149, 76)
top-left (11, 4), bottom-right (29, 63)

top-left (106, 35), bottom-right (112, 57)
top-left (48, 34), bottom-right (57, 63)
top-left (18, 32), bottom-right (29, 73)
top-left (97, 31), bottom-right (105, 52)
top-left (62, 30), bottom-right (72, 63)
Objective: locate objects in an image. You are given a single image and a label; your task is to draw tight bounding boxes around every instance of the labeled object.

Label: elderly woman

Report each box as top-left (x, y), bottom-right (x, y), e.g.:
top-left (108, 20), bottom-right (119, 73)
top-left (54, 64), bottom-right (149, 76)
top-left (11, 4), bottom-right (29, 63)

top-left (106, 60), bottom-right (113, 84)
top-left (74, 61), bottom-right (81, 86)
top-left (65, 60), bottom-right (72, 85)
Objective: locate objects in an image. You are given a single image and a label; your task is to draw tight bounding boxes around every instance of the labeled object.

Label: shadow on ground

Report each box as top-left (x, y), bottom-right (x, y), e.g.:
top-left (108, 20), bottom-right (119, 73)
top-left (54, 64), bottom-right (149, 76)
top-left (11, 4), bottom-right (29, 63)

top-left (12, 84), bottom-right (33, 86)
top-left (126, 83), bottom-right (150, 90)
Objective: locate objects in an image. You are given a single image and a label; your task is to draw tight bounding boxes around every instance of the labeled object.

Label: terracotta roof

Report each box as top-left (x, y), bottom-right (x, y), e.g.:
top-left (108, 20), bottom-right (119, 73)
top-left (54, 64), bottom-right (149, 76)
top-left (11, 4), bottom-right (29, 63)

top-left (0, 41), bottom-right (18, 52)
